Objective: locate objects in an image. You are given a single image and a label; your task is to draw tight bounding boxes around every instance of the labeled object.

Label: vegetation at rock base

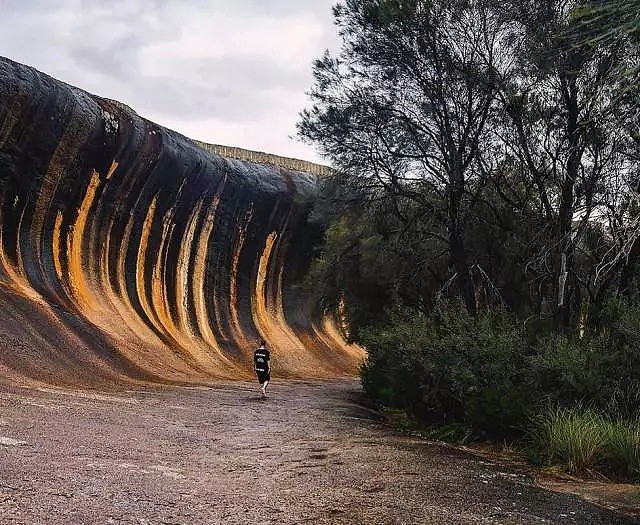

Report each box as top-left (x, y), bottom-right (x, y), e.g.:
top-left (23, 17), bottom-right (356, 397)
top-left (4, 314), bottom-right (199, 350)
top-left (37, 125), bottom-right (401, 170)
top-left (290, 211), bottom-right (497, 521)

top-left (531, 406), bottom-right (640, 481)
top-left (299, 0), bottom-right (640, 481)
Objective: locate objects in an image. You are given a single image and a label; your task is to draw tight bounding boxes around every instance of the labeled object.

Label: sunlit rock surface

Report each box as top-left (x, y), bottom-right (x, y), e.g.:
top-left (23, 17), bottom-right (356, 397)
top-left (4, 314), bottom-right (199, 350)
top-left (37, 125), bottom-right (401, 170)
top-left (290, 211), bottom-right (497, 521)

top-left (0, 57), bottom-right (363, 388)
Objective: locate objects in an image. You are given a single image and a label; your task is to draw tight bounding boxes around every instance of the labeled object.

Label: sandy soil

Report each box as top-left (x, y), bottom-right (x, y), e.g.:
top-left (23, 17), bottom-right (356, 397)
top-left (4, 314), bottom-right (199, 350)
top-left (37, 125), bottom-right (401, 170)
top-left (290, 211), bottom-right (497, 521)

top-left (0, 379), bottom-right (635, 525)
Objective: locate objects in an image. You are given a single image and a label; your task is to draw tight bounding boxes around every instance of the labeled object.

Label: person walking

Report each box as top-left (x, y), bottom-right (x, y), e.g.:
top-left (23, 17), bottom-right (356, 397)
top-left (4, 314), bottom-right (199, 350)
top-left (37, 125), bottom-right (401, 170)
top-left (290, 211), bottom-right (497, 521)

top-left (253, 339), bottom-right (271, 398)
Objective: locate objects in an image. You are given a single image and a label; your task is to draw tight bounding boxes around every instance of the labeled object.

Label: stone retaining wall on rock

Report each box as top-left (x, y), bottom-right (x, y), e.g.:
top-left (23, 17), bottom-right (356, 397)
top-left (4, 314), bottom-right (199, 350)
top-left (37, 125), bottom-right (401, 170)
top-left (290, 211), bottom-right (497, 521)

top-left (192, 141), bottom-right (332, 177)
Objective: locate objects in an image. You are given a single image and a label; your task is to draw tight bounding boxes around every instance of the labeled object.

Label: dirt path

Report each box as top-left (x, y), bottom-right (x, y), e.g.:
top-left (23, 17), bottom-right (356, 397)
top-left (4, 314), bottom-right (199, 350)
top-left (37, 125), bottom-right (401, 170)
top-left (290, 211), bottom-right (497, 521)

top-left (0, 380), bottom-right (635, 524)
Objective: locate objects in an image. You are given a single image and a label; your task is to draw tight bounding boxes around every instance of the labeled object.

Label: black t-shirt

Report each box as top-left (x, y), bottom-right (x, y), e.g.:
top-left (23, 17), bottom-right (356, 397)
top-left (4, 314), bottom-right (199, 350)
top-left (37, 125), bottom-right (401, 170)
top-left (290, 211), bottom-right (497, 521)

top-left (254, 347), bottom-right (270, 372)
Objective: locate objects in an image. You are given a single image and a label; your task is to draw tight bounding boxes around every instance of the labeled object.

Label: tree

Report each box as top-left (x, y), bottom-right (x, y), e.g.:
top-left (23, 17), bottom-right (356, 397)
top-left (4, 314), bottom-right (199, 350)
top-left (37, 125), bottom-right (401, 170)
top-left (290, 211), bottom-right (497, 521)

top-left (299, 0), bottom-right (508, 315)
top-left (570, 0), bottom-right (640, 47)
top-left (494, 0), bottom-right (640, 331)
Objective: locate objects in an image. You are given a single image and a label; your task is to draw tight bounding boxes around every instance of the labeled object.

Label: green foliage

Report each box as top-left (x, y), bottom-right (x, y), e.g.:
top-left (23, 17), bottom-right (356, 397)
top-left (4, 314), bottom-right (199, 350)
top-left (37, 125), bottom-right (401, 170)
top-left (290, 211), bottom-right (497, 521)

top-left (300, 0), bottom-right (640, 333)
top-left (531, 406), bottom-right (640, 481)
top-left (361, 301), bottom-right (531, 438)
top-left (304, 199), bottom-right (449, 337)
top-left (299, 0), bottom-right (640, 475)
top-left (528, 336), bottom-right (596, 407)
top-left (563, 300), bottom-right (640, 412)
top-left (530, 406), bottom-right (605, 473)
top-left (361, 297), bottom-right (640, 448)
top-left (304, 214), bottom-right (398, 333)
top-left (379, 407), bottom-right (475, 444)
top-left (570, 0), bottom-right (640, 46)
top-left (601, 418), bottom-right (640, 480)
top-left (422, 423), bottom-right (476, 444)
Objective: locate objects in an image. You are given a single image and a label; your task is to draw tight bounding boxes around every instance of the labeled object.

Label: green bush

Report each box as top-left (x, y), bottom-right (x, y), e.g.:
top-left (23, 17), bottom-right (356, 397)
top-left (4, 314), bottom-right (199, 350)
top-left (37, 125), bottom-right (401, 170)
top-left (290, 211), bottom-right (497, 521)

top-left (527, 336), bottom-right (595, 408)
top-left (360, 298), bottom-right (640, 451)
top-left (589, 300), bottom-right (640, 417)
top-left (360, 301), bottom-right (530, 438)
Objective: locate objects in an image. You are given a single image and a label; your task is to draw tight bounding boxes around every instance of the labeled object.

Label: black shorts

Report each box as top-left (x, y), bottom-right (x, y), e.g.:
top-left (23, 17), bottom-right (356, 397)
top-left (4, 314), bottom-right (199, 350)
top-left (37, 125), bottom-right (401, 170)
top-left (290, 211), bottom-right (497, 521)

top-left (256, 370), bottom-right (270, 384)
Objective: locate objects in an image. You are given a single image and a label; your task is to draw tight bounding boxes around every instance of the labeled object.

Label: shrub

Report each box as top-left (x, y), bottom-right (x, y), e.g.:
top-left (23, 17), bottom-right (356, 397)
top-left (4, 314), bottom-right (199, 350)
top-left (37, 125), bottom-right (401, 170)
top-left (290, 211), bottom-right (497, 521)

top-left (360, 298), bottom-right (640, 447)
top-left (589, 300), bottom-right (640, 417)
top-left (527, 336), bottom-right (595, 408)
top-left (360, 301), bottom-right (530, 438)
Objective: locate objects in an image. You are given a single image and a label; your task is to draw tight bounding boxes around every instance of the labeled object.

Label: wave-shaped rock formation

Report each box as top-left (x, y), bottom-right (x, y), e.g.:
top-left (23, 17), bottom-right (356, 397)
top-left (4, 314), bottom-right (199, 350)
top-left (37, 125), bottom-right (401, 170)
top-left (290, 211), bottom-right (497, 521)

top-left (0, 57), bottom-right (363, 388)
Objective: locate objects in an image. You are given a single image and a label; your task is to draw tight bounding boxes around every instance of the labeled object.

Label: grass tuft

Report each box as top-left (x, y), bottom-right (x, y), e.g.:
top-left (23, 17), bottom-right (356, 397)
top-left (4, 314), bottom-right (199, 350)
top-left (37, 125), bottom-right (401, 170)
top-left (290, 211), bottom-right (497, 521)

top-left (532, 406), bottom-right (640, 481)
top-left (531, 406), bottom-right (604, 474)
top-left (601, 418), bottom-right (640, 481)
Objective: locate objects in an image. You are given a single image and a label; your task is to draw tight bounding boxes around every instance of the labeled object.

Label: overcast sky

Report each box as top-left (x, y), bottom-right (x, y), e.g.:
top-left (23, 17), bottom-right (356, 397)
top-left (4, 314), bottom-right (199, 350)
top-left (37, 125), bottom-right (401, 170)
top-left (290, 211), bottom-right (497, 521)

top-left (0, 0), bottom-right (338, 163)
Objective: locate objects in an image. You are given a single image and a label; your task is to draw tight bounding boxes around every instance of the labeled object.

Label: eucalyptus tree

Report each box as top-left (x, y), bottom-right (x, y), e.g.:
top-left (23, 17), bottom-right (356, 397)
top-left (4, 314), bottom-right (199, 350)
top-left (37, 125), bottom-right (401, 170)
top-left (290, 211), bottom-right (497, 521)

top-left (493, 0), bottom-right (640, 331)
top-left (299, 0), bottom-right (508, 315)
top-left (570, 0), bottom-right (640, 46)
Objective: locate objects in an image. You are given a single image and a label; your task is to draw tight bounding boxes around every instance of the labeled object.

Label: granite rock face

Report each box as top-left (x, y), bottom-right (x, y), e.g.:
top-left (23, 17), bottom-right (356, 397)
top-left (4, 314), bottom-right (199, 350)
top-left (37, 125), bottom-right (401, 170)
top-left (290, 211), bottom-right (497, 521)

top-left (0, 57), bottom-right (362, 387)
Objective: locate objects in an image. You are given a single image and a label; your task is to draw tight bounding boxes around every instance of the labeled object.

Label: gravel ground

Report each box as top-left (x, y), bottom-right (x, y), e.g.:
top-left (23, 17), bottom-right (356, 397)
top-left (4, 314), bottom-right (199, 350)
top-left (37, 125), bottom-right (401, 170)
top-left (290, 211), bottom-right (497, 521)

top-left (0, 379), bottom-right (635, 525)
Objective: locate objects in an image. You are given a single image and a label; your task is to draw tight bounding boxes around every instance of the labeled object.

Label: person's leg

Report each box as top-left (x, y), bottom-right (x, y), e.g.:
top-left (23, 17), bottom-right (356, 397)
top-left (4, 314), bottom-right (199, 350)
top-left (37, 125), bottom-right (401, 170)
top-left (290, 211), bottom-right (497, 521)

top-left (257, 371), bottom-right (269, 397)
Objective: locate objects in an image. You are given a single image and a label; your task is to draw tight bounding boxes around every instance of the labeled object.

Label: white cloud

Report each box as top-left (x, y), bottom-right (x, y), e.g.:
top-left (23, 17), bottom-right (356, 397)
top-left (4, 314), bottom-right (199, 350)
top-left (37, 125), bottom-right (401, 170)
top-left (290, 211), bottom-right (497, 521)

top-left (0, 0), bottom-right (338, 164)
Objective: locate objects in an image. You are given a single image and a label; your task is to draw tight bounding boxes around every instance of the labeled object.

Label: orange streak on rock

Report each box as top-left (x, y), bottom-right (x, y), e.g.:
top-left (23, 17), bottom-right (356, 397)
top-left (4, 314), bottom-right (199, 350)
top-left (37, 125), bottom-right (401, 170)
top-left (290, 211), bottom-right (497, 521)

top-left (212, 281), bottom-right (230, 344)
top-left (168, 197), bottom-right (241, 377)
top-left (192, 179), bottom-right (225, 349)
top-left (67, 170), bottom-right (100, 309)
top-left (51, 211), bottom-right (64, 281)
top-left (318, 315), bottom-right (366, 365)
top-left (100, 202), bottom-right (195, 381)
top-left (228, 208), bottom-right (253, 351)
top-left (175, 200), bottom-right (203, 338)
top-left (135, 194), bottom-right (164, 334)
top-left (148, 203), bottom-right (224, 374)
top-left (0, 60), bottom-right (365, 386)
top-left (251, 229), bottom-right (309, 374)
top-left (105, 160), bottom-right (118, 180)
top-left (303, 315), bottom-right (366, 377)
top-left (0, 207), bottom-right (40, 301)
top-left (69, 189), bottom-right (205, 383)
top-left (150, 210), bottom-right (181, 344)
top-left (253, 231), bottom-right (278, 341)
top-left (32, 109), bottom-right (94, 268)
top-left (116, 205), bottom-right (136, 306)
top-left (193, 238), bottom-right (241, 373)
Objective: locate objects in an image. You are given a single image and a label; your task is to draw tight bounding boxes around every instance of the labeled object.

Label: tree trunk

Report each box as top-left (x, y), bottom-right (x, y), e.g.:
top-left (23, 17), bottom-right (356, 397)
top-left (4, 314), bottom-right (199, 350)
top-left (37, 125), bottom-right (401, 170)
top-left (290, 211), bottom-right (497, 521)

top-left (448, 161), bottom-right (476, 316)
top-left (450, 221), bottom-right (476, 316)
top-left (554, 75), bottom-right (579, 333)
top-left (554, 250), bottom-right (572, 332)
